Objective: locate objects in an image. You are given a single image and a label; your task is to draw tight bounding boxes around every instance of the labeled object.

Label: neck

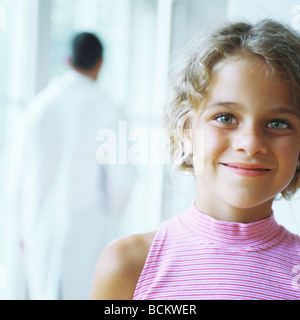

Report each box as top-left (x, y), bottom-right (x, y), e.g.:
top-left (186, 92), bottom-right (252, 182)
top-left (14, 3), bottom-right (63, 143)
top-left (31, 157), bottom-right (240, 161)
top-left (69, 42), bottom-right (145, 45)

top-left (67, 57), bottom-right (102, 81)
top-left (73, 67), bottom-right (98, 81)
top-left (195, 198), bottom-right (273, 223)
top-left (195, 183), bottom-right (274, 223)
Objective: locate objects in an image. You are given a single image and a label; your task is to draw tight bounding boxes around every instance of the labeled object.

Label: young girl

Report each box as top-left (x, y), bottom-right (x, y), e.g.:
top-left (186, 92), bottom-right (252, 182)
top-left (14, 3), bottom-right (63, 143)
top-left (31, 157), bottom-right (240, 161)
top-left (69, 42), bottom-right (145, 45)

top-left (90, 19), bottom-right (300, 300)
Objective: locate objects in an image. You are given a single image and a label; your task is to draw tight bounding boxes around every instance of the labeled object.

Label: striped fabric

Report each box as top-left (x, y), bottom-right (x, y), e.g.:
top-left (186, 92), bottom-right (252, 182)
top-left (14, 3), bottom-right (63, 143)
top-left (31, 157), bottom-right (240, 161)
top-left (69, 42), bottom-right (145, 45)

top-left (133, 203), bottom-right (300, 300)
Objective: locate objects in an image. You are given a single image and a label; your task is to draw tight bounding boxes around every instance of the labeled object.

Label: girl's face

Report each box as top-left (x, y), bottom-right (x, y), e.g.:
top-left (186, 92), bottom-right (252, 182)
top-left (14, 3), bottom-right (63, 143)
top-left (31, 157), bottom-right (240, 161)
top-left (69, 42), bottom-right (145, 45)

top-left (192, 57), bottom-right (300, 222)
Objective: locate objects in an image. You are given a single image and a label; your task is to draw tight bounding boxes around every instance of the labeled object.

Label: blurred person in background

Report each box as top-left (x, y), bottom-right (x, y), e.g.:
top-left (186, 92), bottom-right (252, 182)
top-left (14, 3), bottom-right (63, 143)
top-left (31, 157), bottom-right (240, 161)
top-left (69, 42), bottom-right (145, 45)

top-left (7, 32), bottom-right (136, 300)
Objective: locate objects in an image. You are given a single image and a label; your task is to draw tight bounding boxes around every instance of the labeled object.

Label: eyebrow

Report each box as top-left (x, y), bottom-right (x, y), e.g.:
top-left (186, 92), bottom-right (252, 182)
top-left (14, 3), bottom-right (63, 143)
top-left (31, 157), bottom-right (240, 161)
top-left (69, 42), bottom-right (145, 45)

top-left (207, 101), bottom-right (300, 118)
top-left (272, 107), bottom-right (300, 119)
top-left (207, 101), bottom-right (241, 109)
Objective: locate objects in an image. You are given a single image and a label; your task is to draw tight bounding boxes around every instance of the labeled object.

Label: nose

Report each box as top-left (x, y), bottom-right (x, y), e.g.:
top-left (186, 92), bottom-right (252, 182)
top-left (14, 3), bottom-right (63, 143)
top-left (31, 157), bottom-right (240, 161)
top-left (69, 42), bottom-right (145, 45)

top-left (231, 124), bottom-right (268, 156)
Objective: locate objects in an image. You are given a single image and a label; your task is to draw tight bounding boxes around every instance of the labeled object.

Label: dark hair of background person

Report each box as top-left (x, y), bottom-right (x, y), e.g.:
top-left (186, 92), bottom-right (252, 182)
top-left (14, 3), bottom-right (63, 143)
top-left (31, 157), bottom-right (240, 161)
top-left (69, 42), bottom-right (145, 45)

top-left (70, 32), bottom-right (104, 70)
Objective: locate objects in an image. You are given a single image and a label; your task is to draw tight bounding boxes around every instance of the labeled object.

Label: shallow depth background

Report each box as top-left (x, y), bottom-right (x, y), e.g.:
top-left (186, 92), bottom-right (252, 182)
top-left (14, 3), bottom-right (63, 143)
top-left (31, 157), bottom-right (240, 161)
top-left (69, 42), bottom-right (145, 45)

top-left (0, 0), bottom-right (299, 299)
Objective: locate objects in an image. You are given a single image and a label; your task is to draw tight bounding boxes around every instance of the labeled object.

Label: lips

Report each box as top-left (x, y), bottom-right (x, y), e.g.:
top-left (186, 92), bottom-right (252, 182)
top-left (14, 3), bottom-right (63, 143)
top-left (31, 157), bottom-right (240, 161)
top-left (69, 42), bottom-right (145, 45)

top-left (221, 162), bottom-right (272, 177)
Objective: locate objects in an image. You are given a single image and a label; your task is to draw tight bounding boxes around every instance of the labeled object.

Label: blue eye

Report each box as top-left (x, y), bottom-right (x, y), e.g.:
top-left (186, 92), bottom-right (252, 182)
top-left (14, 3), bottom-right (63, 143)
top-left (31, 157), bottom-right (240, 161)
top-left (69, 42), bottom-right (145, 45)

top-left (267, 120), bottom-right (291, 130)
top-left (214, 113), bottom-right (236, 125)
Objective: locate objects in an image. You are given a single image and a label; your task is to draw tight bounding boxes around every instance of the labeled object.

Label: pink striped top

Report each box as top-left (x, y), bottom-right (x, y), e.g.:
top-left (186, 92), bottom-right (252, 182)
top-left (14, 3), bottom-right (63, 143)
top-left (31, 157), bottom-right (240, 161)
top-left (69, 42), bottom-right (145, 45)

top-left (133, 203), bottom-right (300, 300)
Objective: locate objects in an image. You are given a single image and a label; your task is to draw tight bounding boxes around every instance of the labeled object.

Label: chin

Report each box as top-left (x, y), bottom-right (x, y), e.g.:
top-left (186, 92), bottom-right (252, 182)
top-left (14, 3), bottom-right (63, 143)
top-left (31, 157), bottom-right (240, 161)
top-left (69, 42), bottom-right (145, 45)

top-left (221, 189), bottom-right (274, 209)
top-left (227, 196), bottom-right (274, 210)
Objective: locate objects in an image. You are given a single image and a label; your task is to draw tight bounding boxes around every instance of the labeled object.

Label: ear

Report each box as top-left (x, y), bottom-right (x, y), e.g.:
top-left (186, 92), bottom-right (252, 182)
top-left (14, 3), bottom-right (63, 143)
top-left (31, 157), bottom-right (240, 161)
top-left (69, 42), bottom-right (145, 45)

top-left (66, 56), bottom-right (74, 67)
top-left (95, 58), bottom-right (103, 71)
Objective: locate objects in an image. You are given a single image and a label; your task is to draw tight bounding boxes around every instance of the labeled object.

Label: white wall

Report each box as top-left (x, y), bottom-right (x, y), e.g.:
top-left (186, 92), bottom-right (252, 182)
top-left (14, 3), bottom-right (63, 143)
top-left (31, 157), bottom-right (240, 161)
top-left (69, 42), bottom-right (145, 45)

top-left (227, 0), bottom-right (299, 26)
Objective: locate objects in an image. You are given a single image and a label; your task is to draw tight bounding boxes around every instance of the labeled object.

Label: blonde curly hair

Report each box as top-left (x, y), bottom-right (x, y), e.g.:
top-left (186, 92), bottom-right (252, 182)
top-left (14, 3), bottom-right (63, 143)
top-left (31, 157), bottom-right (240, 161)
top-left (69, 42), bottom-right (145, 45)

top-left (164, 19), bottom-right (300, 199)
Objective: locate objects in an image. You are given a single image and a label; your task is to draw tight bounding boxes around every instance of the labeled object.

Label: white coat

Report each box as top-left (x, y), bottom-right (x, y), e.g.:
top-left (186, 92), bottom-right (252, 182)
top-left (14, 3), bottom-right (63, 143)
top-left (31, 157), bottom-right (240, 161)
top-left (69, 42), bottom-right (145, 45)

top-left (7, 70), bottom-right (136, 299)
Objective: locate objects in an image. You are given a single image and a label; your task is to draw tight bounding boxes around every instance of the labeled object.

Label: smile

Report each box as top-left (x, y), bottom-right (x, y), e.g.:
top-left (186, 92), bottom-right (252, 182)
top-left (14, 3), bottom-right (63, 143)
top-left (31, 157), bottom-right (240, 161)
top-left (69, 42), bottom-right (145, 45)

top-left (221, 163), bottom-right (272, 177)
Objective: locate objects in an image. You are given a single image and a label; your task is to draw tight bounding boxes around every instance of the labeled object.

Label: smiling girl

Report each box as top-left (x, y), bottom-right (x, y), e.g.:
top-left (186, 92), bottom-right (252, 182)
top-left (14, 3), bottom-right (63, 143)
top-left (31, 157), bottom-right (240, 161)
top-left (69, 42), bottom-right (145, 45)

top-left (90, 19), bottom-right (300, 300)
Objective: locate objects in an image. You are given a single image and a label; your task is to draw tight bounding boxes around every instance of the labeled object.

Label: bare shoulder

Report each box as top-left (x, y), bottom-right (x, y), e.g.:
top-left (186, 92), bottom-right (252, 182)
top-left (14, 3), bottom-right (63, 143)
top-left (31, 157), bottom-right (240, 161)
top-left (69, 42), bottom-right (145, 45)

top-left (90, 230), bottom-right (156, 300)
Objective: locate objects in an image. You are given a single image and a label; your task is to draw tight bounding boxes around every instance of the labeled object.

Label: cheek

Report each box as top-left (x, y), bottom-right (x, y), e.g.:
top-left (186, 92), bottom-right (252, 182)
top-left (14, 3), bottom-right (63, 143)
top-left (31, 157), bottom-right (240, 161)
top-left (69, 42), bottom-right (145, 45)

top-left (275, 138), bottom-right (299, 168)
top-left (273, 139), bottom-right (300, 186)
top-left (203, 129), bottom-right (228, 162)
top-left (192, 127), bottom-right (228, 175)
